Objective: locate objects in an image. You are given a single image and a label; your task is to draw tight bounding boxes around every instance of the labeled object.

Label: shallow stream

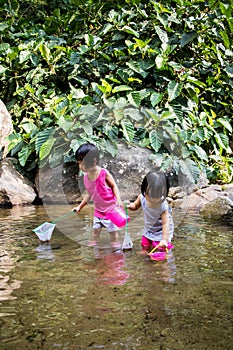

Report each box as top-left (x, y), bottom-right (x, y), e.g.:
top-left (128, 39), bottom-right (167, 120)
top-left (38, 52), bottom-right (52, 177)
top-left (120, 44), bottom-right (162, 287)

top-left (0, 205), bottom-right (232, 349)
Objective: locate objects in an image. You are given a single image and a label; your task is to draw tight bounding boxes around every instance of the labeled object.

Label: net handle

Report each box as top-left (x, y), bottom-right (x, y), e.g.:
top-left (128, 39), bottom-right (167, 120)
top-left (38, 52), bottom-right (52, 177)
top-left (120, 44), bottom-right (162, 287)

top-left (149, 244), bottom-right (169, 255)
top-left (124, 203), bottom-right (130, 237)
top-left (124, 204), bottom-right (128, 232)
top-left (52, 211), bottom-right (75, 224)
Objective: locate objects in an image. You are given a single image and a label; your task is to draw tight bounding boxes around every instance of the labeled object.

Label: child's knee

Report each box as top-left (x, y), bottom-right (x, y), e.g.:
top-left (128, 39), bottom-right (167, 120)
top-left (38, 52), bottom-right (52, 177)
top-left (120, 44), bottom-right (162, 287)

top-left (109, 231), bottom-right (118, 241)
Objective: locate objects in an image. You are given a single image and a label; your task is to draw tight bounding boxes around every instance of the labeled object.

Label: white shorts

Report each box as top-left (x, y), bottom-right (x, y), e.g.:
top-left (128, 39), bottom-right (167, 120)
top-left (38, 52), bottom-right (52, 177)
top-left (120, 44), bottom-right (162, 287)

top-left (93, 217), bottom-right (119, 232)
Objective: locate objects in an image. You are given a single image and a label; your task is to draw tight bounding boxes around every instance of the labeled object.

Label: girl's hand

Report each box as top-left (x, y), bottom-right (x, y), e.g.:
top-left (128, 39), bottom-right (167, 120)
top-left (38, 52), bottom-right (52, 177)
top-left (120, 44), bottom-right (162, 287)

top-left (127, 195), bottom-right (141, 211)
top-left (159, 239), bottom-right (168, 248)
top-left (72, 205), bottom-right (81, 213)
top-left (72, 197), bottom-right (89, 213)
top-left (127, 202), bottom-right (137, 211)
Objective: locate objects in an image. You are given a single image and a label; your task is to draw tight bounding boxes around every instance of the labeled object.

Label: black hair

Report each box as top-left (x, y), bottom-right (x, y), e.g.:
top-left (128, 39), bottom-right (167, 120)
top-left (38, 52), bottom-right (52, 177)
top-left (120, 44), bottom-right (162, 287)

top-left (141, 171), bottom-right (170, 199)
top-left (75, 143), bottom-right (100, 168)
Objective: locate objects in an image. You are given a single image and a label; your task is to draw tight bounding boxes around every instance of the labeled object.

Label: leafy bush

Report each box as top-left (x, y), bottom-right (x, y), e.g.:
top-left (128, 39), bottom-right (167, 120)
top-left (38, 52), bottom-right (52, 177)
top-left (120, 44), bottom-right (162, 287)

top-left (0, 0), bottom-right (232, 183)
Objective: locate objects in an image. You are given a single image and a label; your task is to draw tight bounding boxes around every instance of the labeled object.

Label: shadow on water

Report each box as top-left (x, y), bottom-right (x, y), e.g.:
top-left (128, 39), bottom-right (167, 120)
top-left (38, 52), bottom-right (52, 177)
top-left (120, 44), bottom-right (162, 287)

top-left (0, 205), bottom-right (232, 349)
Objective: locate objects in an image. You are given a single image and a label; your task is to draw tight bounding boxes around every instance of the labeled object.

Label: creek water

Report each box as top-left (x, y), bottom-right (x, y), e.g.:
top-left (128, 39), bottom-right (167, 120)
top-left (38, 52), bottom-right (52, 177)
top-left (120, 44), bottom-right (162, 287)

top-left (0, 204), bottom-right (232, 350)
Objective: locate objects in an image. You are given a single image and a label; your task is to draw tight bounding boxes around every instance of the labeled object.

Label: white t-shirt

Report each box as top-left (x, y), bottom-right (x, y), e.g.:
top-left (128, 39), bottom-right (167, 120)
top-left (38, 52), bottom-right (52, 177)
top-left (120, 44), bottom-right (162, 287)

top-left (140, 195), bottom-right (174, 242)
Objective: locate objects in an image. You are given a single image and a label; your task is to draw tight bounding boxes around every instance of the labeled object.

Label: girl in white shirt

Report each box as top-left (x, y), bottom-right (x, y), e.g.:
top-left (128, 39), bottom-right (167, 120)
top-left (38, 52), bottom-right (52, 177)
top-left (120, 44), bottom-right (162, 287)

top-left (128, 171), bottom-right (174, 252)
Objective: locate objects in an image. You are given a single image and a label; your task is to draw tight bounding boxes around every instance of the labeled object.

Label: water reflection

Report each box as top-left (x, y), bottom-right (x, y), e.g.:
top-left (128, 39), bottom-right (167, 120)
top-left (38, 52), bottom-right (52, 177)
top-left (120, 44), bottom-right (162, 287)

top-left (96, 250), bottom-right (130, 285)
top-left (0, 205), bottom-right (37, 221)
top-left (0, 234), bottom-right (21, 316)
top-left (0, 205), bottom-right (232, 349)
top-left (35, 243), bottom-right (55, 261)
top-left (149, 251), bottom-right (177, 283)
top-left (136, 248), bottom-right (177, 284)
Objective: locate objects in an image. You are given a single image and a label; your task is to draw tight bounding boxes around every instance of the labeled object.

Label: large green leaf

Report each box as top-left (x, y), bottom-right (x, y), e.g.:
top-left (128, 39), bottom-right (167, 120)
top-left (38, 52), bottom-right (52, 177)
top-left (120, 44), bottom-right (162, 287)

top-left (19, 120), bottom-right (38, 134)
top-left (18, 146), bottom-right (31, 167)
top-left (57, 116), bottom-right (73, 133)
top-left (121, 120), bottom-right (135, 142)
top-left (160, 154), bottom-right (174, 173)
top-left (35, 128), bottom-right (55, 154)
top-left (39, 137), bottom-right (56, 161)
top-left (214, 132), bottom-right (231, 152)
top-left (217, 118), bottom-right (232, 133)
top-left (39, 43), bottom-right (51, 64)
top-left (150, 92), bottom-right (163, 107)
top-left (124, 107), bottom-right (143, 122)
top-left (19, 50), bottom-right (32, 64)
top-left (149, 129), bottom-right (163, 152)
top-left (7, 133), bottom-right (24, 155)
top-left (179, 158), bottom-right (200, 183)
top-left (167, 81), bottom-right (182, 101)
top-left (181, 32), bottom-right (197, 48)
top-left (127, 91), bottom-right (142, 107)
top-left (154, 26), bottom-right (168, 43)
top-left (105, 139), bottom-right (118, 157)
top-left (226, 65), bottom-right (233, 77)
top-left (112, 85), bottom-right (132, 93)
top-left (122, 25), bottom-right (139, 38)
top-left (189, 144), bottom-right (208, 161)
top-left (126, 61), bottom-right (148, 78)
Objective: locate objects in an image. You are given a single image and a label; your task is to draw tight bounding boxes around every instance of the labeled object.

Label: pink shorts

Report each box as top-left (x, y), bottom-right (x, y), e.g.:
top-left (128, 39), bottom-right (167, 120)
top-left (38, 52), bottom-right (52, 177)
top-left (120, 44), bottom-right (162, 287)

top-left (141, 236), bottom-right (173, 250)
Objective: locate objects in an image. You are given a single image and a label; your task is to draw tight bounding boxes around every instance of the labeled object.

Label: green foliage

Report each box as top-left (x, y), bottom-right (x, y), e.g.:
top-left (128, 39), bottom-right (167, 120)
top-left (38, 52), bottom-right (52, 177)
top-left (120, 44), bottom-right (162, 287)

top-left (0, 0), bottom-right (232, 184)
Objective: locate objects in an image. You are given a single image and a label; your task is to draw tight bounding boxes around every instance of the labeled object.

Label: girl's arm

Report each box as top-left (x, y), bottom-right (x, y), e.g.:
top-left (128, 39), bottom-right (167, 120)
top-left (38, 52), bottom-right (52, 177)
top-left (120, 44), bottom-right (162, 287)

top-left (128, 194), bottom-right (141, 211)
top-left (160, 209), bottom-right (170, 247)
top-left (106, 171), bottom-right (123, 207)
top-left (72, 193), bottom-right (91, 213)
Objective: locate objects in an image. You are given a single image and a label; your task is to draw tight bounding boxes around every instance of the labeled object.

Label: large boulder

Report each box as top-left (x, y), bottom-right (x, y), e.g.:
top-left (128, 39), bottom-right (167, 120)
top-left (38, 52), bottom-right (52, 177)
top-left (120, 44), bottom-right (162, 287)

top-left (199, 196), bottom-right (233, 222)
top-left (0, 100), bottom-right (13, 159)
top-left (0, 159), bottom-right (36, 205)
top-left (102, 143), bottom-right (156, 200)
top-left (34, 143), bottom-right (155, 203)
top-left (35, 161), bottom-right (81, 204)
top-left (179, 185), bottom-right (225, 210)
top-left (222, 184), bottom-right (233, 201)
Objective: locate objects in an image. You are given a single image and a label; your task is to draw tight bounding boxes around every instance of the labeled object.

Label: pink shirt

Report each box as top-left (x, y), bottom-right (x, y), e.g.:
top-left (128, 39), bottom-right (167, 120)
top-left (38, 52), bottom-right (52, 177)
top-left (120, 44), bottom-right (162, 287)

top-left (84, 168), bottom-right (117, 218)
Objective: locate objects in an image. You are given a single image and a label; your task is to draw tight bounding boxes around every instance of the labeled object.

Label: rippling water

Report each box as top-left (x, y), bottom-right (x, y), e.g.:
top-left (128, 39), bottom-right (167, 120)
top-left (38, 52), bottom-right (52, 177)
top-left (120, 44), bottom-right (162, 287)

top-left (0, 205), bottom-right (232, 349)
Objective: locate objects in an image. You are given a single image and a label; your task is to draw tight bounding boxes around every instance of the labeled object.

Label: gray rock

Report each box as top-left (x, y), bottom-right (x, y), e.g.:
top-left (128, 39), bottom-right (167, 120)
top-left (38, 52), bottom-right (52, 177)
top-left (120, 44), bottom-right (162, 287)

top-left (0, 189), bottom-right (12, 208)
top-left (34, 143), bottom-right (156, 203)
top-left (102, 143), bottom-right (156, 200)
top-left (35, 162), bottom-right (81, 204)
top-left (200, 196), bottom-right (233, 221)
top-left (0, 159), bottom-right (36, 205)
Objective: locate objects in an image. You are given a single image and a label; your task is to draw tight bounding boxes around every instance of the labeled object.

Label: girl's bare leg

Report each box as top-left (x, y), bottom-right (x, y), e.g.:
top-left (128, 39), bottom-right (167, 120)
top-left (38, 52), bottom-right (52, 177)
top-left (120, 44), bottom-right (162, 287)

top-left (109, 231), bottom-right (121, 251)
top-left (88, 228), bottom-right (102, 259)
top-left (89, 228), bottom-right (101, 246)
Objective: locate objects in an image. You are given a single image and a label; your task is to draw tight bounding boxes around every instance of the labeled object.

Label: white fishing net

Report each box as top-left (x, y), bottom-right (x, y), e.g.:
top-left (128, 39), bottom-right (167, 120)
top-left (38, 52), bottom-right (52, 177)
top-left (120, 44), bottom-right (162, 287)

top-left (33, 222), bottom-right (56, 242)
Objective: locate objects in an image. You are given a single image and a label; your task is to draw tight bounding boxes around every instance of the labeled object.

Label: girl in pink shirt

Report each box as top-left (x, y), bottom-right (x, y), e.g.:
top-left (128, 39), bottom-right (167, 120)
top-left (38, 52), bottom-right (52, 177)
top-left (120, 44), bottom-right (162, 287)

top-left (73, 143), bottom-right (123, 251)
